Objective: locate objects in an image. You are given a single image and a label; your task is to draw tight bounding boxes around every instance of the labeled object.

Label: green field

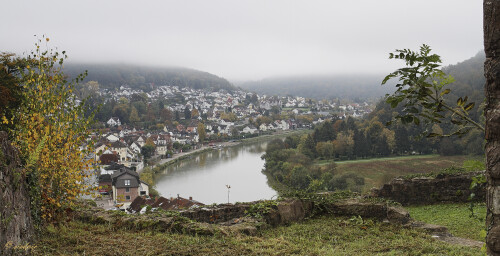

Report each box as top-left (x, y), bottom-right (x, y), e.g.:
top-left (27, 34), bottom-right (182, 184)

top-left (322, 155), bottom-right (484, 192)
top-left (406, 203), bottom-right (487, 241)
top-left (34, 215), bottom-right (481, 255)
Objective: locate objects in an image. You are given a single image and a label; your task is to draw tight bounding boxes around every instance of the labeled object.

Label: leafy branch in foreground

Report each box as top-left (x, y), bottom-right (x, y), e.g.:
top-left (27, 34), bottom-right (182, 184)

top-left (382, 44), bottom-right (484, 137)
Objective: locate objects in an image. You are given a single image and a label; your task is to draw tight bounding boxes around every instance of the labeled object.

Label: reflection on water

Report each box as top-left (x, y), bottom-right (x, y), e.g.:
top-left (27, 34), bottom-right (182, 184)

top-left (156, 140), bottom-right (277, 204)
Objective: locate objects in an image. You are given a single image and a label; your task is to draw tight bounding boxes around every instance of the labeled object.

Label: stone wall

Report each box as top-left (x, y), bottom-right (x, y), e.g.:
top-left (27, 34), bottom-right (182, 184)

top-left (0, 132), bottom-right (34, 255)
top-left (165, 198), bottom-right (409, 227)
top-left (75, 198), bottom-right (411, 236)
top-left (371, 171), bottom-right (486, 205)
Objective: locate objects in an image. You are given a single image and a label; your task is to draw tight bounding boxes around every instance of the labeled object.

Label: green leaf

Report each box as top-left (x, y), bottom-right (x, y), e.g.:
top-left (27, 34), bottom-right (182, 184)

top-left (464, 102), bottom-right (475, 111)
top-left (413, 117), bottom-right (420, 125)
top-left (440, 89), bottom-right (451, 96)
top-left (427, 133), bottom-right (441, 137)
top-left (401, 115), bottom-right (413, 124)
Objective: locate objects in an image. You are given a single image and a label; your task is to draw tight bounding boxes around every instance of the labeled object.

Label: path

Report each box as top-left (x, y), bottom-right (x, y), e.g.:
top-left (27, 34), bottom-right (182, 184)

top-left (139, 141), bottom-right (240, 173)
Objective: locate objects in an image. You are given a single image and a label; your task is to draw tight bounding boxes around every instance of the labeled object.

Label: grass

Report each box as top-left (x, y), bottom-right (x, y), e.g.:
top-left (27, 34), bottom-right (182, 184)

top-left (406, 202), bottom-right (487, 241)
top-left (324, 154), bottom-right (483, 192)
top-left (33, 215), bottom-right (482, 255)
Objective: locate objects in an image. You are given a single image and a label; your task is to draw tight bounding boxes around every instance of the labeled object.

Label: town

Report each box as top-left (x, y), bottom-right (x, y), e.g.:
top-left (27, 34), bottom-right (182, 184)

top-left (88, 83), bottom-right (374, 210)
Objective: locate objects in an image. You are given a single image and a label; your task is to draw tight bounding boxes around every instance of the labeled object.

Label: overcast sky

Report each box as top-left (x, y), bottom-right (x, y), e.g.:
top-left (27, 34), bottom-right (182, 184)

top-left (1, 0), bottom-right (483, 81)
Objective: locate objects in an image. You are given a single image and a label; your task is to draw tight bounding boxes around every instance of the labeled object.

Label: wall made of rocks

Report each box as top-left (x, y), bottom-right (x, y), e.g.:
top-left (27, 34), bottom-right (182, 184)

top-left (371, 171), bottom-right (486, 205)
top-left (0, 132), bottom-right (34, 255)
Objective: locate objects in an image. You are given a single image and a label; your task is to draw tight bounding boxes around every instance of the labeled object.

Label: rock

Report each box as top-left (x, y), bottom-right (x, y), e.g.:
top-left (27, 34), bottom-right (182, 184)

top-left (386, 207), bottom-right (410, 224)
top-left (487, 225), bottom-right (500, 253)
top-left (409, 221), bottom-right (449, 235)
top-left (276, 199), bottom-right (306, 224)
top-left (0, 132), bottom-right (34, 255)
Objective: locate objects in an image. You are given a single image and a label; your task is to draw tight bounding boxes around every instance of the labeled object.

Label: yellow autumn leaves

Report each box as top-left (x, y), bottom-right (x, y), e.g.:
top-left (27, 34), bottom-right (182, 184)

top-left (12, 39), bottom-right (97, 222)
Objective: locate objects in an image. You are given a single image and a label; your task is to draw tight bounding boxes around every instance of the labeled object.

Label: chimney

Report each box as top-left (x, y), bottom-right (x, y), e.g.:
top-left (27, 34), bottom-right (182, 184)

top-left (189, 196), bottom-right (192, 201)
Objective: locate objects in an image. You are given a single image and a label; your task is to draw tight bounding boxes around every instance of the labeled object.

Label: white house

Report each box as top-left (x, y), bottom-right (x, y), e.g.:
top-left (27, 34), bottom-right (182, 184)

top-left (111, 141), bottom-right (129, 162)
top-left (106, 134), bottom-right (120, 143)
top-left (242, 126), bottom-right (258, 134)
top-left (259, 124), bottom-right (267, 131)
top-left (107, 117), bottom-right (121, 127)
top-left (130, 142), bottom-right (142, 154)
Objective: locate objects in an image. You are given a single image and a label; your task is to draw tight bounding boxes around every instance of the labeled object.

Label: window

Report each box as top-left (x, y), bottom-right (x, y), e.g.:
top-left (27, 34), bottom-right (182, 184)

top-left (125, 195), bottom-right (131, 200)
top-left (124, 179), bottom-right (130, 186)
top-left (125, 188), bottom-right (130, 193)
top-left (140, 191), bottom-right (146, 195)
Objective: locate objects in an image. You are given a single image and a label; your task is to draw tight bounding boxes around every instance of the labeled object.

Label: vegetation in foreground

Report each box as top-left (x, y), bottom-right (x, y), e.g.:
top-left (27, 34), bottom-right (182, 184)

top-left (407, 203), bottom-right (487, 241)
top-left (33, 215), bottom-right (481, 256)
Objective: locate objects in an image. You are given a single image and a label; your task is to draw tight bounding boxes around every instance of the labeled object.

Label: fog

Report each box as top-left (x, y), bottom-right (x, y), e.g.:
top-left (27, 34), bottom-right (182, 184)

top-left (0, 0), bottom-right (483, 81)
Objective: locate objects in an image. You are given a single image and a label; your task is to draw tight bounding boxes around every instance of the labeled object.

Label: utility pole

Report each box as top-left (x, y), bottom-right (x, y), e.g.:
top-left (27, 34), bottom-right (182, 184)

top-left (225, 184), bottom-right (231, 204)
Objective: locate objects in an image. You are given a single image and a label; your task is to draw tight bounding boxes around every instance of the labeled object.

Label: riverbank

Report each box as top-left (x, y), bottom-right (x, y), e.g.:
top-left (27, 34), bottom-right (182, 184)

top-left (140, 129), bottom-right (310, 198)
top-left (140, 141), bottom-right (241, 174)
top-left (142, 129), bottom-right (310, 176)
top-left (239, 129), bottom-right (311, 145)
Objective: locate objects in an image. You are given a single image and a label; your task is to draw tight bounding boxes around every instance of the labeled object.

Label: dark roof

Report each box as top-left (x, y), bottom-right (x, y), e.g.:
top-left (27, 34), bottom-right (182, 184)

top-left (128, 196), bottom-right (155, 213)
top-left (152, 197), bottom-right (204, 211)
top-left (99, 153), bottom-right (118, 165)
top-left (98, 174), bottom-right (112, 183)
top-left (151, 197), bottom-right (171, 208)
top-left (105, 162), bottom-right (126, 171)
top-left (126, 196), bottom-right (205, 212)
top-left (111, 140), bottom-right (128, 148)
top-left (111, 168), bottom-right (140, 188)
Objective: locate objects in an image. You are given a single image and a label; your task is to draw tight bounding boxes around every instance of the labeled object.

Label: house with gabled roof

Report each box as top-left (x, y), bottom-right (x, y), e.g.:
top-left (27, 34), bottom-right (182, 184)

top-left (110, 140), bottom-right (129, 162)
top-left (129, 141), bottom-right (141, 154)
top-left (106, 134), bottom-right (120, 143)
top-left (107, 117), bottom-right (121, 127)
top-left (111, 167), bottom-right (149, 207)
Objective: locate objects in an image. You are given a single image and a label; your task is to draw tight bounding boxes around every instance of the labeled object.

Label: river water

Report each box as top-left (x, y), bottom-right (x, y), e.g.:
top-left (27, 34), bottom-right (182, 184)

top-left (155, 140), bottom-right (277, 204)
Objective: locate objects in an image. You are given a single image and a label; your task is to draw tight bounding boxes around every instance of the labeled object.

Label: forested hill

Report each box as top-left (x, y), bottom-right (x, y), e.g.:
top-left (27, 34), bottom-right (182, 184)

top-left (365, 51), bottom-right (486, 156)
top-left (236, 74), bottom-right (395, 101)
top-left (442, 51), bottom-right (485, 103)
top-left (236, 52), bottom-right (486, 101)
top-left (62, 63), bottom-right (236, 92)
top-left (370, 51), bottom-right (486, 128)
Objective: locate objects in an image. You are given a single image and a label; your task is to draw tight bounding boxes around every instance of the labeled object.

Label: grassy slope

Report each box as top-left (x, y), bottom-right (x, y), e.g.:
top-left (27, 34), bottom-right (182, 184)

top-left (406, 203), bottom-right (487, 241)
top-left (324, 155), bottom-right (483, 191)
top-left (34, 215), bottom-right (481, 256)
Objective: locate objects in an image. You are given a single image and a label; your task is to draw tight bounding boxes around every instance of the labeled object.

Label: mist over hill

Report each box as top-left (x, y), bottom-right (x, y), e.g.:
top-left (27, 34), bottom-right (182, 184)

top-left (442, 51), bottom-right (485, 99)
top-left (236, 74), bottom-right (396, 101)
top-left (63, 63), bottom-right (236, 92)
top-left (236, 52), bottom-right (485, 101)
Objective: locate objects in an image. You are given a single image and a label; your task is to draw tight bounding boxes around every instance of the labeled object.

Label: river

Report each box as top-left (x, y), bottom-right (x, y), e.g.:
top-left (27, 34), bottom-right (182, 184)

top-left (155, 140), bottom-right (277, 204)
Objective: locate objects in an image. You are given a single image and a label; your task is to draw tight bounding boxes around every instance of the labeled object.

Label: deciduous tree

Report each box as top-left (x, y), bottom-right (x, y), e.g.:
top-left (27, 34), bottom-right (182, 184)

top-left (4, 38), bottom-right (97, 222)
top-left (197, 122), bottom-right (206, 144)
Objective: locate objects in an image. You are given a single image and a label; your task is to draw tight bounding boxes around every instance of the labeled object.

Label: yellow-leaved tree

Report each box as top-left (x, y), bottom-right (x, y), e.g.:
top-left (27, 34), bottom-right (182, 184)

top-left (6, 37), bottom-right (97, 223)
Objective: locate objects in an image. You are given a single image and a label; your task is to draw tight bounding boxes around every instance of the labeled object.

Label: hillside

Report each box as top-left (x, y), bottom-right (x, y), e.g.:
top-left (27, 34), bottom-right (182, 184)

top-left (237, 52), bottom-right (486, 101)
top-left (237, 74), bottom-right (395, 101)
top-left (442, 51), bottom-right (485, 106)
top-left (63, 63), bottom-right (237, 92)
